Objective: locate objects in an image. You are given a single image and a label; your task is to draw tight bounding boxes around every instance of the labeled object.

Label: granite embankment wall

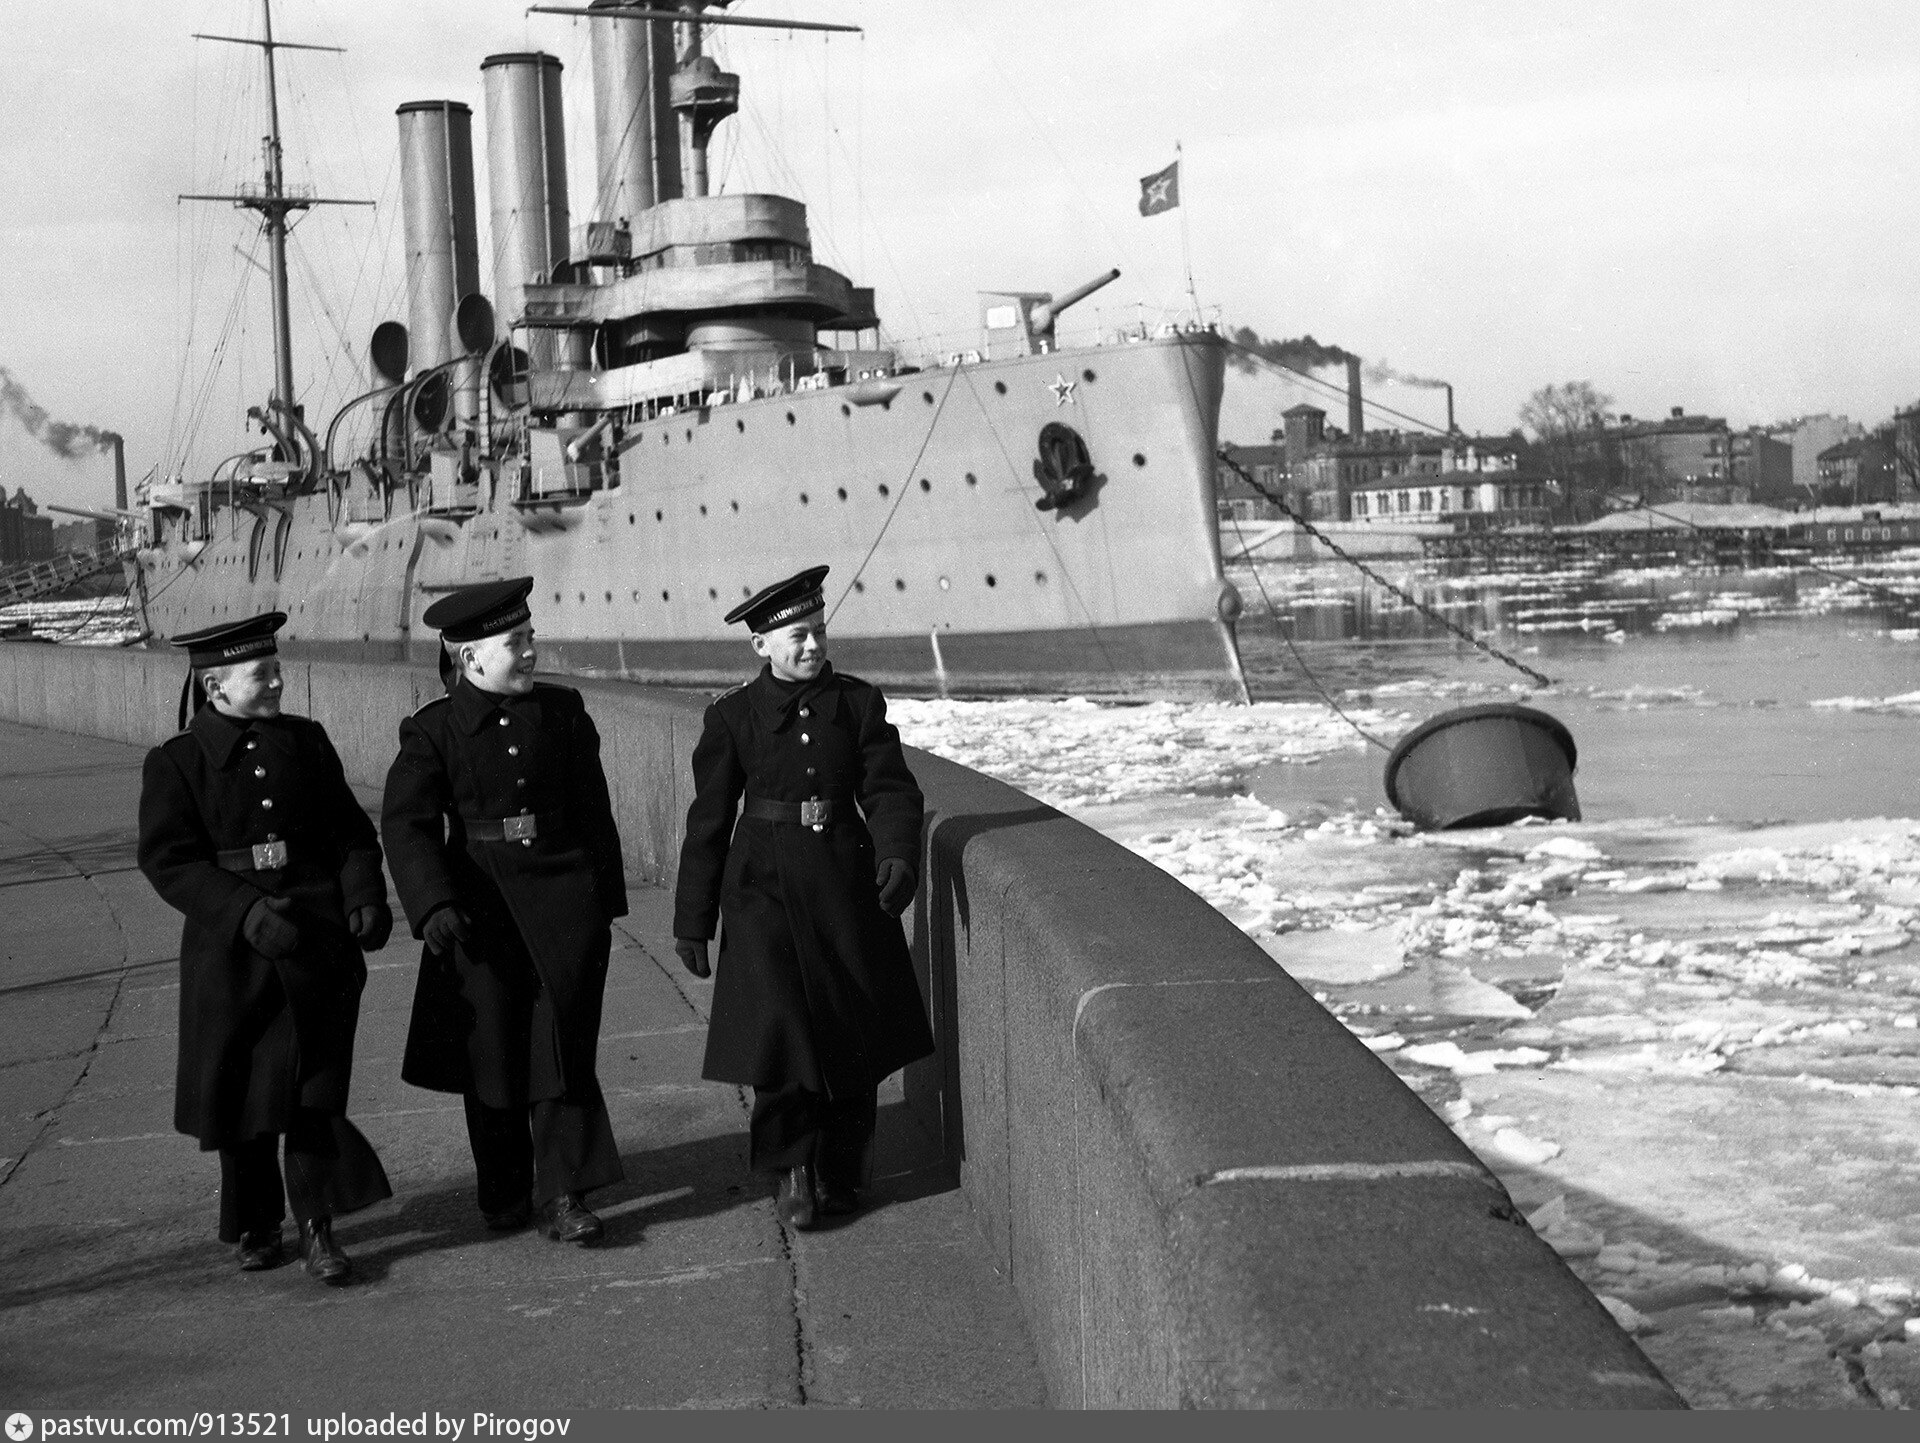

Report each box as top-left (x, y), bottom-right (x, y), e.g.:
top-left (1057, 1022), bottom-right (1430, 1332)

top-left (0, 643), bottom-right (1681, 1409)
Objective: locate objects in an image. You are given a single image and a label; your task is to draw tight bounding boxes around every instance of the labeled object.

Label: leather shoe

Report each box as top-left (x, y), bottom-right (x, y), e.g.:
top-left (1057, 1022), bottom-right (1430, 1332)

top-left (776, 1164), bottom-right (818, 1231)
top-left (816, 1184), bottom-right (860, 1218)
top-left (483, 1200), bottom-right (533, 1232)
top-left (541, 1193), bottom-right (603, 1245)
top-left (236, 1227), bottom-right (283, 1271)
top-left (300, 1217), bottom-right (351, 1285)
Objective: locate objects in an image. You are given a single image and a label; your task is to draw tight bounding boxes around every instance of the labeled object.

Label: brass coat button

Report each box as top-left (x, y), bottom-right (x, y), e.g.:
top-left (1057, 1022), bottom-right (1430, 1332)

top-left (498, 717), bottom-right (509, 727)
top-left (253, 765), bottom-right (267, 779)
top-left (260, 798), bottom-right (274, 810)
top-left (800, 733), bottom-right (810, 744)
top-left (507, 745), bottom-right (519, 756)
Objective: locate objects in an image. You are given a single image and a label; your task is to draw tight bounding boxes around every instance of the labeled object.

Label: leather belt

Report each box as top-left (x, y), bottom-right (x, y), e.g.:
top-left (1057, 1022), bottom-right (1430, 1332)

top-left (742, 795), bottom-right (847, 831)
top-left (217, 840), bottom-right (290, 871)
top-left (463, 812), bottom-right (557, 843)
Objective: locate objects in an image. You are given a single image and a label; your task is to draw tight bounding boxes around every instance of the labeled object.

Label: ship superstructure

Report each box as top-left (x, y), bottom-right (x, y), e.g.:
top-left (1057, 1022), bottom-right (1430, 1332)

top-left (136, 1), bottom-right (1246, 699)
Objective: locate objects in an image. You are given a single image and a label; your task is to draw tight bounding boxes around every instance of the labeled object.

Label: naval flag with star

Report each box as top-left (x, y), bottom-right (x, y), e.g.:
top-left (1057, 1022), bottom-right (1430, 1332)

top-left (1138, 158), bottom-right (1179, 216)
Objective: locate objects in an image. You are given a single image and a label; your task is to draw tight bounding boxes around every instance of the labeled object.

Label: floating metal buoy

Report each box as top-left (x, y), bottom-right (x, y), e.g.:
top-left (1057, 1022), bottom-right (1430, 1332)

top-left (1383, 703), bottom-right (1581, 830)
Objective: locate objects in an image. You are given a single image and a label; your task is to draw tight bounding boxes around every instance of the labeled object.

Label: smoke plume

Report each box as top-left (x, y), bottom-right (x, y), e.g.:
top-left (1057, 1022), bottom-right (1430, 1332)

top-left (1364, 358), bottom-right (1450, 391)
top-left (1227, 327), bottom-right (1352, 375)
top-left (0, 365), bottom-right (120, 458)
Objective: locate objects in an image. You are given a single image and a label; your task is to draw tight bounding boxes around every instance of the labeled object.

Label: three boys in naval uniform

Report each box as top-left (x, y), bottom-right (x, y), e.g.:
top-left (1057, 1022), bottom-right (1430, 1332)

top-left (143, 562), bottom-right (930, 1270)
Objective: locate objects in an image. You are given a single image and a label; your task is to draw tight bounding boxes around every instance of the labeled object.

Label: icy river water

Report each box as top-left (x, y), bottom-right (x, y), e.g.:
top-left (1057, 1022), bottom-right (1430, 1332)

top-left (893, 552), bottom-right (1920, 1410)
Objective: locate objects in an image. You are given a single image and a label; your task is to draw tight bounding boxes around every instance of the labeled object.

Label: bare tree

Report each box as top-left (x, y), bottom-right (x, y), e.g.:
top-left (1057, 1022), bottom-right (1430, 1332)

top-left (1520, 382), bottom-right (1616, 520)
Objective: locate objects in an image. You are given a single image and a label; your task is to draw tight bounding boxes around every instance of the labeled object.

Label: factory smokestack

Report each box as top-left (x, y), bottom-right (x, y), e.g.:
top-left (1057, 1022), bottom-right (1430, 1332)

top-left (112, 434), bottom-right (126, 511)
top-left (1446, 383), bottom-right (1455, 435)
top-left (1346, 355), bottom-right (1364, 443)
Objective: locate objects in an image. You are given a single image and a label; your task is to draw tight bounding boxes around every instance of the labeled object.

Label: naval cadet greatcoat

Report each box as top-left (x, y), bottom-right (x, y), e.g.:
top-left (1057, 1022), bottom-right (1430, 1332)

top-left (674, 663), bottom-right (933, 1097)
top-left (380, 678), bottom-right (627, 1109)
top-left (137, 708), bottom-right (388, 1150)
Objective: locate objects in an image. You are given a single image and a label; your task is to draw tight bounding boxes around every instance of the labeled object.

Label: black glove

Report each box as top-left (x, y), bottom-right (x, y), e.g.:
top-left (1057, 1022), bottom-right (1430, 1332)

top-left (242, 895), bottom-right (302, 960)
top-left (349, 902), bottom-right (393, 952)
top-left (875, 857), bottom-right (916, 917)
top-left (422, 904), bottom-right (471, 954)
top-left (674, 937), bottom-right (711, 979)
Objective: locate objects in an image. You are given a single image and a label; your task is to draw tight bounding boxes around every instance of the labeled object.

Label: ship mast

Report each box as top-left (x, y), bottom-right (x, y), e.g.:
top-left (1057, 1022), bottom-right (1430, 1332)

top-left (180, 0), bottom-right (371, 438)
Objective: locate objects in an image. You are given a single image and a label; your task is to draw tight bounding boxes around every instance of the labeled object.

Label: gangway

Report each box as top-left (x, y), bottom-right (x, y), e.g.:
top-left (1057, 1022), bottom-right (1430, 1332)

top-left (0, 541), bottom-right (131, 610)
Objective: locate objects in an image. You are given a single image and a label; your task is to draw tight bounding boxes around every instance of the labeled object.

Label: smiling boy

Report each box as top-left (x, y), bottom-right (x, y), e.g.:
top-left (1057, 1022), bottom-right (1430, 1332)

top-left (137, 612), bottom-right (394, 1283)
top-left (380, 577), bottom-right (628, 1245)
top-left (673, 565), bottom-right (933, 1228)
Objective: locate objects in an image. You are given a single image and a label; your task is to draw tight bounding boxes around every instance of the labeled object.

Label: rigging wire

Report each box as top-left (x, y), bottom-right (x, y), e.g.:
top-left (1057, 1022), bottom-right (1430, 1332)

top-left (1224, 508), bottom-right (1390, 750)
top-left (827, 363), bottom-right (962, 621)
top-left (1218, 448), bottom-right (1554, 688)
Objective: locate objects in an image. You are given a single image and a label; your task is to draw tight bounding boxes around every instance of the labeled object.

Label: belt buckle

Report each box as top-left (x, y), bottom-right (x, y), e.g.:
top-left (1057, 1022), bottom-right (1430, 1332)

top-left (251, 840), bottom-right (288, 870)
top-left (799, 799), bottom-right (830, 830)
top-left (502, 814), bottom-right (538, 842)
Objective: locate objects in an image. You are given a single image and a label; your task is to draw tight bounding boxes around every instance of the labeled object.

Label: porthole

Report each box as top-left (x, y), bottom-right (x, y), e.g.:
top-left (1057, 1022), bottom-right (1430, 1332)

top-left (894, 578), bottom-right (906, 590)
top-left (708, 588), bottom-right (718, 599)
top-left (853, 580), bottom-right (865, 593)
top-left (800, 492), bottom-right (810, 505)
top-left (1035, 570), bottom-right (1048, 584)
top-left (578, 592), bottom-right (586, 603)
top-left (685, 428), bottom-right (692, 441)
top-left (631, 590), bottom-right (640, 601)
top-left (1132, 453), bottom-right (1146, 467)
top-left (655, 510), bottom-right (664, 521)
top-left (661, 590), bottom-right (670, 601)
top-left (919, 478), bottom-right (931, 493)
top-left (629, 514), bottom-right (636, 524)
top-left (730, 500), bottom-right (739, 512)
top-left (841, 404), bottom-right (851, 417)
top-left (742, 585), bottom-right (752, 597)
top-left (993, 381), bottom-right (1007, 395)
top-left (786, 411), bottom-right (796, 425)
top-left (965, 472), bottom-right (977, 486)
top-left (736, 419), bottom-right (745, 433)
top-left (939, 576), bottom-right (951, 591)
top-left (604, 591), bottom-right (613, 602)
top-left (836, 487), bottom-right (848, 501)
top-left (923, 391), bottom-right (934, 405)
top-left (554, 591), bottom-right (563, 603)
top-left (1082, 368), bottom-right (1097, 383)
top-left (985, 574), bottom-right (997, 587)
top-left (700, 504), bottom-right (708, 516)
top-left (663, 433), bottom-right (670, 445)
top-left (878, 483), bottom-right (890, 497)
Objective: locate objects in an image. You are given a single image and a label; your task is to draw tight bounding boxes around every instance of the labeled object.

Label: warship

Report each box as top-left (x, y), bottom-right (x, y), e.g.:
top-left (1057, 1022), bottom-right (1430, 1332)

top-left (133, 1), bottom-right (1246, 699)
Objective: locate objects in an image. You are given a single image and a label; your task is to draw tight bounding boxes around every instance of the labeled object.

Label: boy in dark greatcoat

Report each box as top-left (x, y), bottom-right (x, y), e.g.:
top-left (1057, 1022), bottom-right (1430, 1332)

top-left (380, 577), bottom-right (628, 1245)
top-left (673, 565), bottom-right (932, 1230)
top-left (137, 612), bottom-right (393, 1283)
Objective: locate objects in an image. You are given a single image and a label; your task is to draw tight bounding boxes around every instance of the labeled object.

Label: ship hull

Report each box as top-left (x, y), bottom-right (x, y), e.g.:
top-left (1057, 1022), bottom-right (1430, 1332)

top-left (135, 332), bottom-right (1244, 699)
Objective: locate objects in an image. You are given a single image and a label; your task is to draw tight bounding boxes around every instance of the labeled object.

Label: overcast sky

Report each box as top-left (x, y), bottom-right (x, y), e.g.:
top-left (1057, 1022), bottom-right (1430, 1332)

top-left (4, 0), bottom-right (1917, 514)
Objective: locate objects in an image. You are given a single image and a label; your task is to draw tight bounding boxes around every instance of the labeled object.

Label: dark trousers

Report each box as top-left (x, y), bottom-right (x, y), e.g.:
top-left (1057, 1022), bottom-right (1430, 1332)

top-left (749, 1084), bottom-right (877, 1191)
top-left (462, 1093), bottom-right (624, 1212)
top-left (216, 1108), bottom-right (391, 1242)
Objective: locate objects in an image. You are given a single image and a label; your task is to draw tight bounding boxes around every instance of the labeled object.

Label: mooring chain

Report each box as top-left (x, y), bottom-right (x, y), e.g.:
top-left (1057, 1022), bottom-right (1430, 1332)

top-left (1216, 449), bottom-right (1556, 689)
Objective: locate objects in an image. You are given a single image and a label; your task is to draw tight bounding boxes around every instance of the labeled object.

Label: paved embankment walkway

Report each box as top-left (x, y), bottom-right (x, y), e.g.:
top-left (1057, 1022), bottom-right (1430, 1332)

top-left (0, 721), bottom-right (1046, 1410)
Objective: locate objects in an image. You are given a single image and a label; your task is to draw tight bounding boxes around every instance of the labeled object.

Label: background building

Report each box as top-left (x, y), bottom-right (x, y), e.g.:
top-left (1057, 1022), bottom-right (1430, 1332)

top-left (0, 485), bottom-right (56, 566)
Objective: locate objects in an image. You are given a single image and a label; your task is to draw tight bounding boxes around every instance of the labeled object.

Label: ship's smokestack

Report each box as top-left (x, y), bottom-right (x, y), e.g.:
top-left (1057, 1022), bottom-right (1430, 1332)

top-left (590, 0), bottom-right (679, 219)
top-left (1445, 382), bottom-right (1455, 434)
top-left (397, 100), bottom-right (480, 379)
top-left (1346, 354), bottom-right (1364, 442)
top-left (482, 52), bottom-right (571, 357)
top-left (111, 433), bottom-right (126, 512)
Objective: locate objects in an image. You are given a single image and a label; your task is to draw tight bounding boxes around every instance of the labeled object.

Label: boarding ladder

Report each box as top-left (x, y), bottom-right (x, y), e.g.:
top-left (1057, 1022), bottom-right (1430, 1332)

top-left (0, 540), bottom-right (131, 609)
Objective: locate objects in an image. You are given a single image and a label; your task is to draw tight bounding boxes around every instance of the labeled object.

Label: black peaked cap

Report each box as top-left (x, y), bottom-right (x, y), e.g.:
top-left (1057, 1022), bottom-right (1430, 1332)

top-left (169, 611), bottom-right (286, 667)
top-left (423, 576), bottom-right (536, 643)
top-left (726, 565), bottom-right (829, 632)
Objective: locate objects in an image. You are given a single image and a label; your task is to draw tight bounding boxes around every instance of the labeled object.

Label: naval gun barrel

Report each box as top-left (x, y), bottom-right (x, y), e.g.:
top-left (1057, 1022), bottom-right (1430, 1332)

top-left (1030, 267), bottom-right (1120, 338)
top-left (565, 414), bottom-right (615, 461)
